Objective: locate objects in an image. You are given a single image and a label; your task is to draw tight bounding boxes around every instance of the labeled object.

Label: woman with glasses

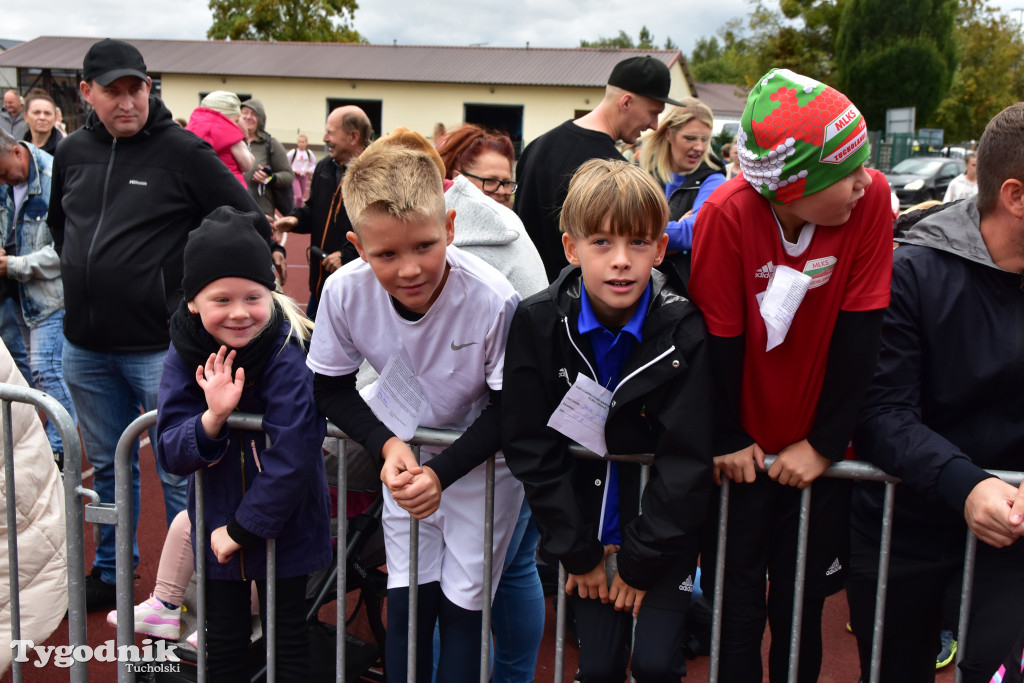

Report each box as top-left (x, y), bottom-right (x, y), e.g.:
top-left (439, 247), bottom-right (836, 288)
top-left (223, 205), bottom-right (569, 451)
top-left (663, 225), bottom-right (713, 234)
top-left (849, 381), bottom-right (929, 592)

top-left (437, 124), bottom-right (519, 209)
top-left (641, 98), bottom-right (726, 289)
top-left (435, 123), bottom-right (546, 682)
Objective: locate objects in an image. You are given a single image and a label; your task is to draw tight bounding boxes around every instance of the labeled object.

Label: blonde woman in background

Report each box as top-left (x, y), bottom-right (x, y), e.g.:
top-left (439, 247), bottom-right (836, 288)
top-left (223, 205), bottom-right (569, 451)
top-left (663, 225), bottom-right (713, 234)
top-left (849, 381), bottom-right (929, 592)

top-left (641, 97), bottom-right (726, 288)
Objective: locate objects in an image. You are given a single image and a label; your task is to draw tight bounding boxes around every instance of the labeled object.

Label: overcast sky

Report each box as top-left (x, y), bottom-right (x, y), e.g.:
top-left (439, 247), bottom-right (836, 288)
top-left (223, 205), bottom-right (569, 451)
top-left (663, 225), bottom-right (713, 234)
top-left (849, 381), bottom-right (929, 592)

top-left (2, 0), bottom-right (752, 58)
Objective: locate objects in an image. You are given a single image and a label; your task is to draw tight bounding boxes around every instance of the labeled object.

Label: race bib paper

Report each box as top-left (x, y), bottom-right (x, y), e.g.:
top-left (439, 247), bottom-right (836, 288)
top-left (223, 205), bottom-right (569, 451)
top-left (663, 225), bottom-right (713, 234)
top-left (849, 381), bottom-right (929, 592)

top-left (546, 373), bottom-right (612, 457)
top-left (759, 265), bottom-right (812, 351)
top-left (359, 354), bottom-right (426, 441)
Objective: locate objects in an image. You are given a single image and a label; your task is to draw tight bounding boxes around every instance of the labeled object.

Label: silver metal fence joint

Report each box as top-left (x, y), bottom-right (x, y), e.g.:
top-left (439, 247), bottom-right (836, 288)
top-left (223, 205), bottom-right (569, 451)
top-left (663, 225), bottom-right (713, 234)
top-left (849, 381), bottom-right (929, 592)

top-left (786, 485), bottom-right (812, 683)
top-left (4, 400), bottom-right (22, 683)
top-left (0, 384), bottom-right (88, 682)
top-left (196, 468), bottom-right (207, 683)
top-left (115, 411), bottom-right (157, 683)
top-left (554, 563), bottom-right (567, 681)
top-left (954, 531), bottom-right (978, 683)
top-left (709, 476), bottom-right (730, 683)
top-left (407, 444), bottom-right (420, 683)
top-left (266, 538), bottom-right (277, 682)
top-left (480, 455), bottom-right (495, 682)
top-left (867, 481), bottom-right (896, 683)
top-left (336, 438), bottom-right (348, 682)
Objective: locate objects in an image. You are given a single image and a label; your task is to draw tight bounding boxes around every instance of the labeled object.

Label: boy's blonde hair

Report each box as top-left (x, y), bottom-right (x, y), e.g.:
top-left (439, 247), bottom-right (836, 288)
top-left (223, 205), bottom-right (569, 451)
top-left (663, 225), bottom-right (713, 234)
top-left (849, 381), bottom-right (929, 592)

top-left (342, 143), bottom-right (446, 232)
top-left (641, 99), bottom-right (719, 185)
top-left (561, 158), bottom-right (669, 240)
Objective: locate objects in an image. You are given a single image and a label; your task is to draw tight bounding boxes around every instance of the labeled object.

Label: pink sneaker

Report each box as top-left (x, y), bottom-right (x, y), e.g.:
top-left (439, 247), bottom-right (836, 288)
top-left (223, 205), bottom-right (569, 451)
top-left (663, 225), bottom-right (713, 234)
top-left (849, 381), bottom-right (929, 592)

top-left (186, 630), bottom-right (198, 649)
top-left (106, 594), bottom-right (181, 640)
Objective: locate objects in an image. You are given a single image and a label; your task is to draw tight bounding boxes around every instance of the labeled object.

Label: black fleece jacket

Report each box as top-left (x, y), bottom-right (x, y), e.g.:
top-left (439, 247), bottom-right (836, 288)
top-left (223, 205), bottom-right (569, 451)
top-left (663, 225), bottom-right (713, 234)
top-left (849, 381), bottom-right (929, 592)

top-left (49, 96), bottom-right (272, 352)
top-left (501, 266), bottom-right (714, 590)
top-left (852, 198), bottom-right (1024, 557)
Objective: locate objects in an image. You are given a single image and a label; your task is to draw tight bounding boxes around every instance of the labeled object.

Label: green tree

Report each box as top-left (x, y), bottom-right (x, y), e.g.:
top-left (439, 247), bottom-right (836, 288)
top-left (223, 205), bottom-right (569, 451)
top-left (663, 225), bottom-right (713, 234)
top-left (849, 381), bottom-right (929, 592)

top-left (208, 0), bottom-right (363, 42)
top-left (580, 25), bottom-right (675, 50)
top-left (932, 0), bottom-right (1024, 141)
top-left (835, 0), bottom-right (957, 131)
top-left (688, 0), bottom-right (843, 87)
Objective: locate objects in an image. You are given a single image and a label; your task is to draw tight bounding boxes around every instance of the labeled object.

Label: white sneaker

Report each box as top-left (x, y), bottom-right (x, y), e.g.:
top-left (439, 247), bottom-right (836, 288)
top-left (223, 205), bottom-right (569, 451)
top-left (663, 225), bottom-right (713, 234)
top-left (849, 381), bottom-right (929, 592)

top-left (106, 594), bottom-right (181, 639)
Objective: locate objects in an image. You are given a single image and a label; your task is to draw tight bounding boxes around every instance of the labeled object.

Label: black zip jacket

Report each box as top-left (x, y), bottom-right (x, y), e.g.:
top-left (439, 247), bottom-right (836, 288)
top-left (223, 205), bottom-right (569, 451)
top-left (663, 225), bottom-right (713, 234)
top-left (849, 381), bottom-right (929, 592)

top-left (852, 198), bottom-right (1024, 558)
top-left (501, 266), bottom-right (713, 590)
top-left (48, 96), bottom-right (272, 352)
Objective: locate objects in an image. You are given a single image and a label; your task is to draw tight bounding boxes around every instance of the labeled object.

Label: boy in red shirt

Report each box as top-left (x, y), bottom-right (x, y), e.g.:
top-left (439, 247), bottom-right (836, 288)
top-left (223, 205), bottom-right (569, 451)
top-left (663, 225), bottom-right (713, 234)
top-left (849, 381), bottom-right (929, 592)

top-left (689, 68), bottom-right (893, 682)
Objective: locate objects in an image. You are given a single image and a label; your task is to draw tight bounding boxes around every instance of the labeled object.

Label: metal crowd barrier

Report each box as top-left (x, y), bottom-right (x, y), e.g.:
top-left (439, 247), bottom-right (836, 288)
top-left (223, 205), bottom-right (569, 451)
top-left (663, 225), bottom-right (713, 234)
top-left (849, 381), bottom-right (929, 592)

top-left (107, 410), bottom-right (1024, 683)
top-left (704, 458), bottom-right (1024, 683)
top-left (110, 412), bottom-right (497, 683)
top-left (0, 383), bottom-right (86, 683)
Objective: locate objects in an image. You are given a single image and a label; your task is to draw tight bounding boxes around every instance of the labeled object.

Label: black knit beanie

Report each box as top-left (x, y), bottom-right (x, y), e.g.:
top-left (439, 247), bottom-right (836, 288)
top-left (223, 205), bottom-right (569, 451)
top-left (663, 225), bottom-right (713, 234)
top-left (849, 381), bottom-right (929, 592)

top-left (182, 206), bottom-right (276, 301)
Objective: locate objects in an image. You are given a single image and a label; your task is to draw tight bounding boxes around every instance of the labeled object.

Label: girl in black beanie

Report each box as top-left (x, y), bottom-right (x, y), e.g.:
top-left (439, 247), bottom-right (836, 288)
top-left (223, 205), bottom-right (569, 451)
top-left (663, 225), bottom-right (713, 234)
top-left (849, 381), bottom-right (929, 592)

top-left (155, 206), bottom-right (331, 679)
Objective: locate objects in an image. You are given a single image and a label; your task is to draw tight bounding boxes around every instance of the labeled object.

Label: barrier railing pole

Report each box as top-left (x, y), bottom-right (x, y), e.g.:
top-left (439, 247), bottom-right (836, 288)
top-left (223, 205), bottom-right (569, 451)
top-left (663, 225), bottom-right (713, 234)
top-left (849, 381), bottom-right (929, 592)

top-left (264, 435), bottom-right (277, 683)
top-left (3, 400), bottom-right (22, 683)
top-left (868, 481), bottom-right (896, 683)
top-left (954, 531), bottom-right (977, 683)
top-left (114, 413), bottom-right (148, 683)
top-left (554, 563), bottom-right (566, 681)
top-left (786, 485), bottom-right (812, 683)
top-left (336, 438), bottom-right (348, 682)
top-left (266, 538), bottom-right (277, 682)
top-left (709, 477), bottom-right (730, 683)
top-left (54, 390), bottom-right (88, 683)
top-left (407, 444), bottom-right (420, 683)
top-left (480, 455), bottom-right (495, 682)
top-left (195, 468), bottom-right (207, 682)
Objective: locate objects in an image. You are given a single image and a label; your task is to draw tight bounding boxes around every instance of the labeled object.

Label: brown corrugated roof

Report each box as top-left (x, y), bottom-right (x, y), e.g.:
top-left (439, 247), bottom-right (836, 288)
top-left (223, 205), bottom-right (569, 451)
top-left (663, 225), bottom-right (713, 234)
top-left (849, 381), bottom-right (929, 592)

top-left (693, 81), bottom-right (750, 117)
top-left (0, 36), bottom-right (687, 88)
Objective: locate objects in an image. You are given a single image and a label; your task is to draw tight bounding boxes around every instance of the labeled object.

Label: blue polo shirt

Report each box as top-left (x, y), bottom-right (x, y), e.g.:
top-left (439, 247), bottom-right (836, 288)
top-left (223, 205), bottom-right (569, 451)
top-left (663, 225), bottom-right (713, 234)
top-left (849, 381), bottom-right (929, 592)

top-left (578, 281), bottom-right (651, 546)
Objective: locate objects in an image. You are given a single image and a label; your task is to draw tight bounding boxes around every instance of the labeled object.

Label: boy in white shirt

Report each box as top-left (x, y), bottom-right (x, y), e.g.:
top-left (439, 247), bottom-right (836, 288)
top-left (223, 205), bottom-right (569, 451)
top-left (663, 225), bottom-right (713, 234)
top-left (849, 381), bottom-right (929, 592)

top-left (307, 142), bottom-right (524, 681)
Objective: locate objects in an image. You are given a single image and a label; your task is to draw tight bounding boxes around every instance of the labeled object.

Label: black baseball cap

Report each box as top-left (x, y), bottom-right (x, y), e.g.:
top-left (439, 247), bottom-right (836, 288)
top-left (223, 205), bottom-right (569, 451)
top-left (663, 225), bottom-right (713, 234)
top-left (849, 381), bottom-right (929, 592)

top-left (607, 56), bottom-right (684, 106)
top-left (83, 39), bottom-right (149, 86)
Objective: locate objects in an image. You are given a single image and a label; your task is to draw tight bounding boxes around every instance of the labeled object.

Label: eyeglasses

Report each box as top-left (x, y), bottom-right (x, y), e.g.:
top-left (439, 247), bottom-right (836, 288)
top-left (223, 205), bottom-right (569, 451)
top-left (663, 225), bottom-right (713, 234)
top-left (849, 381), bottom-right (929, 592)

top-left (459, 170), bottom-right (518, 194)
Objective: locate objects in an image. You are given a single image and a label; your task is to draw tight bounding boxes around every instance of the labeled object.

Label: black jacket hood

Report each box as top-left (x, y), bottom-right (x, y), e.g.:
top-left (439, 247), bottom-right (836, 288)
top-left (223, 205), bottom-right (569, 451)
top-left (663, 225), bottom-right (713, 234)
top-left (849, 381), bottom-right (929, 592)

top-left (895, 197), bottom-right (1002, 271)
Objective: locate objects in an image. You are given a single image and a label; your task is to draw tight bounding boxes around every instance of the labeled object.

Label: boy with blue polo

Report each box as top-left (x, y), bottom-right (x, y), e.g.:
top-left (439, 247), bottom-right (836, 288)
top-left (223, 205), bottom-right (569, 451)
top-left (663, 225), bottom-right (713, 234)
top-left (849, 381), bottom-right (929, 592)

top-left (502, 158), bottom-right (713, 681)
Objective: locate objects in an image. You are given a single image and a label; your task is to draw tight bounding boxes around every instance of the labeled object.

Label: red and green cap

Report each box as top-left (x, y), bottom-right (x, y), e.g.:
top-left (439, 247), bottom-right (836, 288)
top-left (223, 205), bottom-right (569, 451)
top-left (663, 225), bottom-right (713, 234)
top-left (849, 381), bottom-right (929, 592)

top-left (737, 68), bottom-right (870, 204)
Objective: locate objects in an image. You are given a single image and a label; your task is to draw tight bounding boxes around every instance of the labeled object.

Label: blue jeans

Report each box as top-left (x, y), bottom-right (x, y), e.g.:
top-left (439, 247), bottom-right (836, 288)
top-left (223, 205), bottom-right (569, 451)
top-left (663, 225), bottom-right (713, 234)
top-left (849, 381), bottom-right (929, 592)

top-left (431, 497), bottom-right (545, 683)
top-left (62, 339), bottom-right (188, 584)
top-left (491, 499), bottom-right (544, 682)
top-left (0, 302), bottom-right (78, 455)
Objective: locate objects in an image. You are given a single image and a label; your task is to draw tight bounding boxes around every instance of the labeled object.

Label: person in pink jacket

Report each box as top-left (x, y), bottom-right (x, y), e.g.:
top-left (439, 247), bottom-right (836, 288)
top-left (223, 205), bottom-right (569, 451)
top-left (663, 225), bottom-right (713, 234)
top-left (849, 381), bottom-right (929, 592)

top-left (186, 91), bottom-right (254, 186)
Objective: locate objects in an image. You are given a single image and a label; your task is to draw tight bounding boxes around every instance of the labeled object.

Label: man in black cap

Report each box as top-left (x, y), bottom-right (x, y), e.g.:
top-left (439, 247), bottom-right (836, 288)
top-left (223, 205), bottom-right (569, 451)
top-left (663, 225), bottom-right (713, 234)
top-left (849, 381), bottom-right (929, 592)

top-left (48, 38), bottom-right (276, 610)
top-left (514, 55), bottom-right (683, 282)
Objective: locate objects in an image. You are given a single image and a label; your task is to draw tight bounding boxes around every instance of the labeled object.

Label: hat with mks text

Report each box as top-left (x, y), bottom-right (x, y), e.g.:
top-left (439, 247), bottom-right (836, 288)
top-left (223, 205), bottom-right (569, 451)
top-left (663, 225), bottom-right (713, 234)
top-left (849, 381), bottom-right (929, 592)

top-left (608, 56), bottom-right (684, 107)
top-left (737, 68), bottom-right (870, 203)
top-left (83, 39), bottom-right (149, 86)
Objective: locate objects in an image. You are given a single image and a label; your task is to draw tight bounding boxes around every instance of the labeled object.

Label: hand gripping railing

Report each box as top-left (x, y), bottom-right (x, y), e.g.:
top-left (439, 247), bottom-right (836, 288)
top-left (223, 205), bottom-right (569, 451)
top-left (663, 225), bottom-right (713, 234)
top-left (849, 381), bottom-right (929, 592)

top-left (0, 383), bottom-right (87, 683)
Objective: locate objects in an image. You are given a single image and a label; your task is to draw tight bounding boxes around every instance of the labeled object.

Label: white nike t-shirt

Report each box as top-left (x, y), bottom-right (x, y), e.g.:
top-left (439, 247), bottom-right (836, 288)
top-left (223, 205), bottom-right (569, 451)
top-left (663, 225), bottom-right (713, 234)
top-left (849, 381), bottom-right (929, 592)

top-left (308, 244), bottom-right (520, 433)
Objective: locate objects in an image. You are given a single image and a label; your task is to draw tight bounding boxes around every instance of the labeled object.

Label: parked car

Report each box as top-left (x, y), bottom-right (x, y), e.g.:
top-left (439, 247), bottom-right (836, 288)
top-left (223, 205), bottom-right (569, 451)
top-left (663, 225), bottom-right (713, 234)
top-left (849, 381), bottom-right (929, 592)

top-left (885, 156), bottom-right (966, 209)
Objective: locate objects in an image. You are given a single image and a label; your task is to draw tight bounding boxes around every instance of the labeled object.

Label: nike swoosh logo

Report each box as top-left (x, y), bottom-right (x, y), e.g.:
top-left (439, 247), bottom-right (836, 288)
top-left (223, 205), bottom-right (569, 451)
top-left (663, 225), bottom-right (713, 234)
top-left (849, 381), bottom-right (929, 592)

top-left (451, 341), bottom-right (479, 351)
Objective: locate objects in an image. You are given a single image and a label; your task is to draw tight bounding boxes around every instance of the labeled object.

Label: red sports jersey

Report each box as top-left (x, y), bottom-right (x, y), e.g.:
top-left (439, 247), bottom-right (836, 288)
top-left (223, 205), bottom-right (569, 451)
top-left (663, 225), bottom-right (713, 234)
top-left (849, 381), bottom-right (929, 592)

top-left (690, 170), bottom-right (892, 454)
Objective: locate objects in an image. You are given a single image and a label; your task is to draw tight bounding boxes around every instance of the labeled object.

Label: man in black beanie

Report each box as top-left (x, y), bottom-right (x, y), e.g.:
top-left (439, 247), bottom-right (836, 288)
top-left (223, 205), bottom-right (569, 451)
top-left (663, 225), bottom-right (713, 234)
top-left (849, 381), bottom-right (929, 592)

top-left (514, 55), bottom-right (684, 282)
top-left (47, 38), bottom-right (278, 611)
